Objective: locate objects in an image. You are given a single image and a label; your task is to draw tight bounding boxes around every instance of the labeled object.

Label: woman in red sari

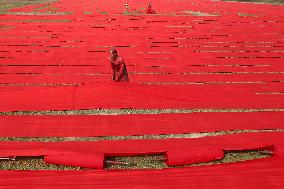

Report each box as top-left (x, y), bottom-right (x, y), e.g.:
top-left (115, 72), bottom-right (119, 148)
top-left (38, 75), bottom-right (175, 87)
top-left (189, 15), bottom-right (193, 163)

top-left (109, 49), bottom-right (129, 82)
top-left (146, 3), bottom-right (156, 14)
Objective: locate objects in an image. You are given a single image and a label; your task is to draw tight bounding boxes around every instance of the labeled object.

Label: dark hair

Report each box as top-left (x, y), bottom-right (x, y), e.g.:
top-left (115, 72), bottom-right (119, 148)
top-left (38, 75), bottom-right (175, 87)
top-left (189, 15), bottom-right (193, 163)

top-left (110, 48), bottom-right (117, 54)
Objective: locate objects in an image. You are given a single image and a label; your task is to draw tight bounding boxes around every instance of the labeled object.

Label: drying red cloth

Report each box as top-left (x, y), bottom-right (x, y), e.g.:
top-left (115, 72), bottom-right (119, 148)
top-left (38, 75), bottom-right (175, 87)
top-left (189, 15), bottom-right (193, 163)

top-left (44, 153), bottom-right (104, 169)
top-left (110, 56), bottom-right (129, 82)
top-left (166, 146), bottom-right (224, 166)
top-left (0, 112), bottom-right (283, 137)
top-left (0, 132), bottom-right (283, 188)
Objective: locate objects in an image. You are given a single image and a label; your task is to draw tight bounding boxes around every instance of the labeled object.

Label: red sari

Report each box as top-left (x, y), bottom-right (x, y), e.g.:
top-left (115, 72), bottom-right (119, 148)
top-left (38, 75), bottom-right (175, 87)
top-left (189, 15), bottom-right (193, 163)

top-left (146, 5), bottom-right (156, 14)
top-left (110, 56), bottom-right (129, 82)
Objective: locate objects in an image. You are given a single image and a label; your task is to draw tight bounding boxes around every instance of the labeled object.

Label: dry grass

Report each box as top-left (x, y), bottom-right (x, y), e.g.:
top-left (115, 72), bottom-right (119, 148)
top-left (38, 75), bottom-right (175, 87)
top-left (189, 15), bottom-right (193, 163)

top-left (0, 129), bottom-right (281, 170)
top-left (1, 108), bottom-right (284, 116)
top-left (0, 0), bottom-right (56, 12)
top-left (0, 150), bottom-right (271, 170)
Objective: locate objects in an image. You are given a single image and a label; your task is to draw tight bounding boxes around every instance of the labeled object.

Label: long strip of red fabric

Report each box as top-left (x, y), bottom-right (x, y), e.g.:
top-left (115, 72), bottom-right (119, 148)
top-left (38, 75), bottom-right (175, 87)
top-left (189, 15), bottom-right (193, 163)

top-left (1, 82), bottom-right (284, 111)
top-left (1, 65), bottom-right (283, 74)
top-left (1, 73), bottom-right (283, 84)
top-left (0, 132), bottom-right (283, 188)
top-left (0, 112), bottom-right (283, 137)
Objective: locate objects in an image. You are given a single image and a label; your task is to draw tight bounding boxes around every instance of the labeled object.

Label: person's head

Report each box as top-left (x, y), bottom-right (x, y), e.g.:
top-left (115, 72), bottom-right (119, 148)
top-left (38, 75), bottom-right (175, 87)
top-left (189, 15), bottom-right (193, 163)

top-left (110, 48), bottom-right (118, 60)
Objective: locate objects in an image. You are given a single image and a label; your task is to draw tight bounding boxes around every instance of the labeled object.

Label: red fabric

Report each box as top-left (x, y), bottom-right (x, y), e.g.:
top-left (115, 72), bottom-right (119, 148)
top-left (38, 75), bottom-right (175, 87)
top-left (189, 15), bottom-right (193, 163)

top-left (0, 132), bottom-right (277, 159)
top-left (6, 0), bottom-right (284, 16)
top-left (0, 132), bottom-right (283, 188)
top-left (0, 112), bottom-right (283, 137)
top-left (1, 0), bottom-right (284, 187)
top-left (44, 148), bottom-right (223, 168)
top-left (1, 82), bottom-right (284, 112)
top-left (1, 82), bottom-right (283, 93)
top-left (1, 73), bottom-right (284, 84)
top-left (44, 153), bottom-right (104, 169)
top-left (1, 64), bottom-right (284, 74)
top-left (166, 146), bottom-right (224, 166)
top-left (1, 57), bottom-right (283, 68)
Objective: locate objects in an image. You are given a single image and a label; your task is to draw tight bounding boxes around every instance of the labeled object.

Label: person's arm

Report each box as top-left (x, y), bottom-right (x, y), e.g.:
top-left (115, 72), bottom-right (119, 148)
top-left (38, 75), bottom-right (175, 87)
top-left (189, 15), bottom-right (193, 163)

top-left (109, 58), bottom-right (115, 80)
top-left (115, 58), bottom-right (126, 82)
top-left (109, 58), bottom-right (115, 69)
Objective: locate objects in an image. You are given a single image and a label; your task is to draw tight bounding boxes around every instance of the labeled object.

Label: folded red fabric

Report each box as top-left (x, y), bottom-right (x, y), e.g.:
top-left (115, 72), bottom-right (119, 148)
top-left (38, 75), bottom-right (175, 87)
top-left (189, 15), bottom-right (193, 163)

top-left (44, 153), bottom-right (104, 169)
top-left (166, 146), bottom-right (224, 166)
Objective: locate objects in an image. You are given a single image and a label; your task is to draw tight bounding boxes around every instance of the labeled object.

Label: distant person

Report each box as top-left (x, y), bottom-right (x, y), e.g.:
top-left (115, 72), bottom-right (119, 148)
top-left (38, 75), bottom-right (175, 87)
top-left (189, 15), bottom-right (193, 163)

top-left (109, 49), bottom-right (129, 82)
top-left (125, 3), bottom-right (129, 13)
top-left (146, 3), bottom-right (156, 14)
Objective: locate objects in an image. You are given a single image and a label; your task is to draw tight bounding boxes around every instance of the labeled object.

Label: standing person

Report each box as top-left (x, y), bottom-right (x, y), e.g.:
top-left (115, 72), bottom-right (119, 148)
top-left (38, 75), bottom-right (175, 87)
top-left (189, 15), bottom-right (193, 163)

top-left (146, 3), bottom-right (156, 14)
top-left (124, 3), bottom-right (129, 14)
top-left (109, 49), bottom-right (129, 82)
